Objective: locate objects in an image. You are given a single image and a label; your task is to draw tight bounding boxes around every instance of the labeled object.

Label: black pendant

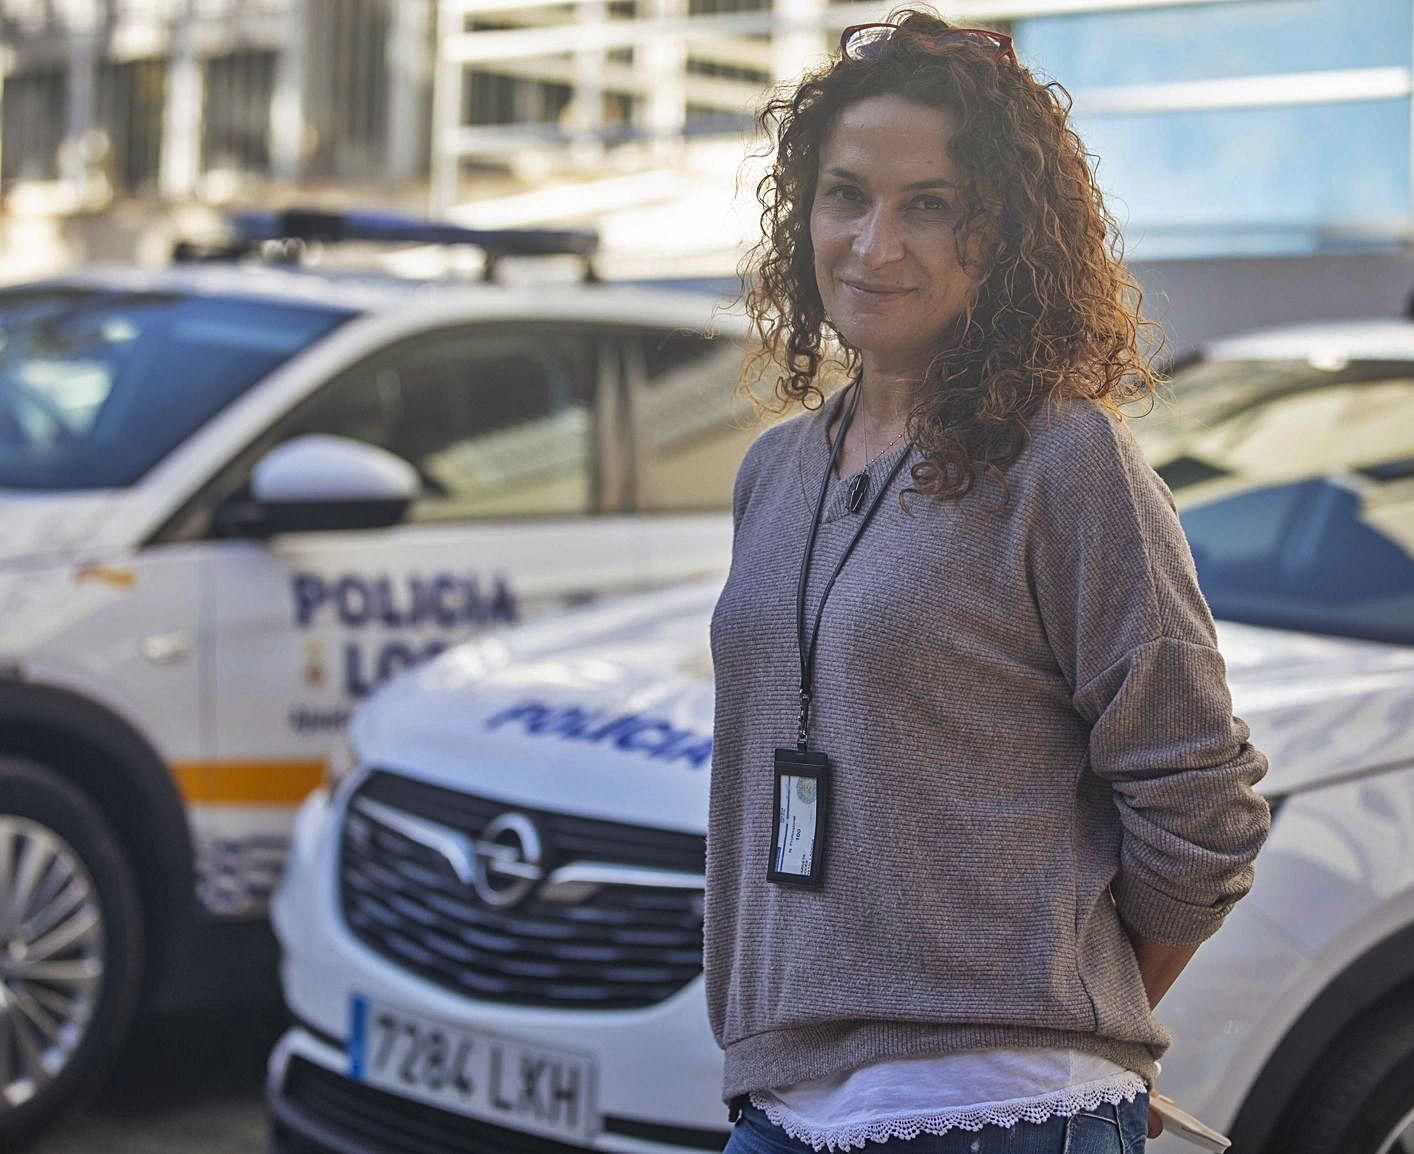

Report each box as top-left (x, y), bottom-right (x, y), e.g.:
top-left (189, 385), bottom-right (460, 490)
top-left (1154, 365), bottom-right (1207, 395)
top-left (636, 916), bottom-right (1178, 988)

top-left (846, 472), bottom-right (870, 513)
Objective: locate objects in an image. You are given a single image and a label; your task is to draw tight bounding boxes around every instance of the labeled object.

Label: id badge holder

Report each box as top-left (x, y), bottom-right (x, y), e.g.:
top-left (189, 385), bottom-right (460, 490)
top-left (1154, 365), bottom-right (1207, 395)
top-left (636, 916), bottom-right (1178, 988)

top-left (767, 748), bottom-right (830, 889)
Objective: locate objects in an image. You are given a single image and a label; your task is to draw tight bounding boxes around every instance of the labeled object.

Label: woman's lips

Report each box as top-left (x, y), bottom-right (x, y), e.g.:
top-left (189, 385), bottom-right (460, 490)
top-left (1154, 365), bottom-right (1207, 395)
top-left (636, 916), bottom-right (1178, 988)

top-left (841, 280), bottom-right (913, 299)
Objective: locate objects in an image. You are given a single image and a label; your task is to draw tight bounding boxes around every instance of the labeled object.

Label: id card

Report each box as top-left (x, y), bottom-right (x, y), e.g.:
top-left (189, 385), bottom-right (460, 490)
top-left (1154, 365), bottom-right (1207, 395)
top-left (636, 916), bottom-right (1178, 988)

top-left (768, 748), bottom-right (830, 888)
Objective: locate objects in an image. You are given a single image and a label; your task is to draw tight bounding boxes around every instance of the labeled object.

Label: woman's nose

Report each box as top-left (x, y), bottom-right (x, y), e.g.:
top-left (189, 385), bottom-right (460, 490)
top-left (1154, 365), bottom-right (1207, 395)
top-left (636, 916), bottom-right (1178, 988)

top-left (851, 207), bottom-right (905, 266)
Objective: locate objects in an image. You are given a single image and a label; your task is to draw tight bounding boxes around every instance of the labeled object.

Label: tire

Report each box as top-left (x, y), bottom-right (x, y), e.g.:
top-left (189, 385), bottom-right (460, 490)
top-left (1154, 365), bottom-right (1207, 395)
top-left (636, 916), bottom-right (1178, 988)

top-left (1272, 997), bottom-right (1414, 1154)
top-left (0, 756), bottom-right (144, 1150)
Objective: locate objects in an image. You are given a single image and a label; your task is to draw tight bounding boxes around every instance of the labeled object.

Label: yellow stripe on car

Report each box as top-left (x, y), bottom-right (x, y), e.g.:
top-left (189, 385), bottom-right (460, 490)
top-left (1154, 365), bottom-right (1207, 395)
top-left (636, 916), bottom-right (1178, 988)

top-left (172, 761), bottom-right (326, 805)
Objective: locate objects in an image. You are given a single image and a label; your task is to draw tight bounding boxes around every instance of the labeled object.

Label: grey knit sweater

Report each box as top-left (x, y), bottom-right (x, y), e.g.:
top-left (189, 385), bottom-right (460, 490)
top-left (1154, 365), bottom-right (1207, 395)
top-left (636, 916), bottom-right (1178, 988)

top-left (704, 382), bottom-right (1272, 1103)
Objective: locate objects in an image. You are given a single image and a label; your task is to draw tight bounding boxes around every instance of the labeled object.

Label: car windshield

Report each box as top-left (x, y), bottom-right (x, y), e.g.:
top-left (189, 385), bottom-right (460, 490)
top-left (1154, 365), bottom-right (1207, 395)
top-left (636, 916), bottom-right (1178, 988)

top-left (0, 285), bottom-right (353, 491)
top-left (1132, 355), bottom-right (1414, 646)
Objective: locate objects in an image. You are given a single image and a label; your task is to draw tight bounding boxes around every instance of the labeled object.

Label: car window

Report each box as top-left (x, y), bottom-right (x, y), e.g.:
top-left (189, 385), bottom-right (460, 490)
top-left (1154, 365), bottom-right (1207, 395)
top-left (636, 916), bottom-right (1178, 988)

top-left (279, 326), bottom-right (599, 521)
top-left (1132, 358), bottom-right (1414, 646)
top-left (627, 331), bottom-right (767, 513)
top-left (0, 286), bottom-right (351, 490)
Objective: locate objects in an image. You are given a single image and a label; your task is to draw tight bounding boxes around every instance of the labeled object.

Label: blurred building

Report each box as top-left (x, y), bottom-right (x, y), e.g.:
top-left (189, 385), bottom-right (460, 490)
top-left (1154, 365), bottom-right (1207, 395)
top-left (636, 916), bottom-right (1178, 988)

top-left (2, 0), bottom-right (1413, 344)
top-left (0, 0), bottom-right (432, 201)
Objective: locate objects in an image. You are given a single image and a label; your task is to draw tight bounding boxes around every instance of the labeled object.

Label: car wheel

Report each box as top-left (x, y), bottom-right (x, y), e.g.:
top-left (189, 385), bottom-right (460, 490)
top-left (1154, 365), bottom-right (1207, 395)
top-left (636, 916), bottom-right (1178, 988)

top-left (0, 756), bottom-right (143, 1149)
top-left (1275, 998), bottom-right (1414, 1154)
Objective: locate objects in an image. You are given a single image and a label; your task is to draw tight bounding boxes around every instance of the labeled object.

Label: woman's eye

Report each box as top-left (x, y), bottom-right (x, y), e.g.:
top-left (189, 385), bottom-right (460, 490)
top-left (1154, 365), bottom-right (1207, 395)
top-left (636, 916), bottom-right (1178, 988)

top-left (915, 196), bottom-right (953, 212)
top-left (826, 185), bottom-right (862, 202)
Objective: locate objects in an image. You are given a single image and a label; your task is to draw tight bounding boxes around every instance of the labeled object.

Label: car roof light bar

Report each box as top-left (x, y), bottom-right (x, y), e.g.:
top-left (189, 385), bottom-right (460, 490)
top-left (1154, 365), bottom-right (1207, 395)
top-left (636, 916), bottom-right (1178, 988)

top-left (175, 208), bottom-right (601, 282)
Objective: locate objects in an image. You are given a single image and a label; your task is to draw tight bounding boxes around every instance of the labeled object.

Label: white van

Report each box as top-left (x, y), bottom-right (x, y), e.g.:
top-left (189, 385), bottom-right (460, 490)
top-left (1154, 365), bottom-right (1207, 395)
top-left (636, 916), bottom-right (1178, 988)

top-left (269, 317), bottom-right (1414, 1154)
top-left (0, 212), bottom-right (766, 1145)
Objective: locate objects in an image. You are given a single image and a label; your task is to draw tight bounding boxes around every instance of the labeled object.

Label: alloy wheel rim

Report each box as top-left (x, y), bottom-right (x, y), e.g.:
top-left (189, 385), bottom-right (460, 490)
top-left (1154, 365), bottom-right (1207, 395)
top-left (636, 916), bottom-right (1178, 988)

top-left (1375, 1102), bottom-right (1414, 1154)
top-left (0, 816), bottom-right (105, 1110)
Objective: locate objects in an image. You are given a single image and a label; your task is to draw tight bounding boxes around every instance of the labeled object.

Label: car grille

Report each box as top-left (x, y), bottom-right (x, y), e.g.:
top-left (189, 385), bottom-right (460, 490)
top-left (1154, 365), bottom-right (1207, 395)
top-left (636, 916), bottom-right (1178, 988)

top-left (338, 771), bottom-right (705, 1010)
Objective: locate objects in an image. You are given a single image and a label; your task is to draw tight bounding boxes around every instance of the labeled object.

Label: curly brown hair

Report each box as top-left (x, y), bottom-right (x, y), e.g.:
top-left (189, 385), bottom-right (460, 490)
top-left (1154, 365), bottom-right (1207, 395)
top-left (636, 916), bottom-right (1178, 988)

top-left (739, 5), bottom-right (1166, 508)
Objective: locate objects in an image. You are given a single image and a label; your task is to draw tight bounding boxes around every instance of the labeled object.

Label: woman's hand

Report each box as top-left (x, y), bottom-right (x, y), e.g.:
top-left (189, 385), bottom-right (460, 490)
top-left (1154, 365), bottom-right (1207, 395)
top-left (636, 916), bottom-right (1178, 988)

top-left (1148, 1102), bottom-right (1164, 1139)
top-left (1116, 912), bottom-right (1201, 1142)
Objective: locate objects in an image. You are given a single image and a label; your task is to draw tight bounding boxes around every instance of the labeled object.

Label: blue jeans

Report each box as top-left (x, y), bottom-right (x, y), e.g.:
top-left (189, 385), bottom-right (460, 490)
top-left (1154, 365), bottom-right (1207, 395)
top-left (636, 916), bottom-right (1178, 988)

top-left (723, 1095), bottom-right (1149, 1154)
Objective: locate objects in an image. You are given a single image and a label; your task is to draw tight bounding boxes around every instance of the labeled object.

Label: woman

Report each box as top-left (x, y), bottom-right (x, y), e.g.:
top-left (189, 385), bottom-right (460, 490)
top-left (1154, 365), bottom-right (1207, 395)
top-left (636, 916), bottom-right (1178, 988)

top-left (704, 9), bottom-right (1272, 1154)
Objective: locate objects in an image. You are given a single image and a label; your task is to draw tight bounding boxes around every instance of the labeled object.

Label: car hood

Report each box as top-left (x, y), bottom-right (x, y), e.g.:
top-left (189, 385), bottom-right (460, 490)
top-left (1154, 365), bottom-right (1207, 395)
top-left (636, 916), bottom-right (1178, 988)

top-left (0, 491), bottom-right (128, 569)
top-left (1209, 620), bottom-right (1414, 796)
top-left (353, 578), bottom-right (1414, 827)
top-left (353, 581), bottom-right (722, 835)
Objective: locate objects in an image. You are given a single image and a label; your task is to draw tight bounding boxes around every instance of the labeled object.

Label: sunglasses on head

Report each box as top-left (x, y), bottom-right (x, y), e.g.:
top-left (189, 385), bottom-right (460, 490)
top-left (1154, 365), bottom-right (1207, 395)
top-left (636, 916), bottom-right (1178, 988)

top-left (839, 22), bottom-right (1017, 66)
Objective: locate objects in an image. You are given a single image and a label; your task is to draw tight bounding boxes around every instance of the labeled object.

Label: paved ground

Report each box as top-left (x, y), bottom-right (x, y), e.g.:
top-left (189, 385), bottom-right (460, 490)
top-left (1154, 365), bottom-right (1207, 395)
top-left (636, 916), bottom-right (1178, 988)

top-left (29, 1005), bottom-right (284, 1154)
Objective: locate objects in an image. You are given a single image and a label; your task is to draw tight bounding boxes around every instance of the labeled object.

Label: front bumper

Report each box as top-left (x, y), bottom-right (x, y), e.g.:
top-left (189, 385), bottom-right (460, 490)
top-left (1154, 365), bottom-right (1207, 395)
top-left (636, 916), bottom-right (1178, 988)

top-left (267, 1029), bottom-right (733, 1154)
top-left (268, 784), bottom-right (731, 1154)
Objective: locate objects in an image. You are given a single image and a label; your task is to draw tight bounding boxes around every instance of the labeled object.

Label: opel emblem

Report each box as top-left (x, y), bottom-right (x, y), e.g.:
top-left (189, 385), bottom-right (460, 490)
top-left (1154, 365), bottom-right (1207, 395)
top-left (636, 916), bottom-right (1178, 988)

top-left (472, 813), bottom-right (544, 908)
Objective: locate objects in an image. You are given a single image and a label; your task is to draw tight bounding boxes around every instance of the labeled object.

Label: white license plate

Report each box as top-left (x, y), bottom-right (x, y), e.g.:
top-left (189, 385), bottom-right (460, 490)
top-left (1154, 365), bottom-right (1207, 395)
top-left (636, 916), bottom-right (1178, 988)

top-left (349, 995), bottom-right (598, 1142)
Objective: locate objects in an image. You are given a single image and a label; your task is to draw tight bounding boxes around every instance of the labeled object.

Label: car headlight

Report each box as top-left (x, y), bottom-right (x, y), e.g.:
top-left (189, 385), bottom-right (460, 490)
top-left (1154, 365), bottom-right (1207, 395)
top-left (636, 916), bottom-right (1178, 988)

top-left (322, 735), bottom-right (361, 794)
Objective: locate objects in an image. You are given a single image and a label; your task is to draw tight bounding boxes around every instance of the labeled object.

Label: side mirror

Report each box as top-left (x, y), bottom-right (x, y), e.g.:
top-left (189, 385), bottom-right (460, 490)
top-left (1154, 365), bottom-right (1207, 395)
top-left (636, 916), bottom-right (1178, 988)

top-left (216, 435), bottom-right (420, 537)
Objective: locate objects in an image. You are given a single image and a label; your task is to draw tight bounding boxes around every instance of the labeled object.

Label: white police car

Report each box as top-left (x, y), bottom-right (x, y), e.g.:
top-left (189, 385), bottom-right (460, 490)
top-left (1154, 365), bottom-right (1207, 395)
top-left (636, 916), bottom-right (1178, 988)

top-left (0, 209), bottom-right (767, 1145)
top-left (268, 316), bottom-right (1414, 1154)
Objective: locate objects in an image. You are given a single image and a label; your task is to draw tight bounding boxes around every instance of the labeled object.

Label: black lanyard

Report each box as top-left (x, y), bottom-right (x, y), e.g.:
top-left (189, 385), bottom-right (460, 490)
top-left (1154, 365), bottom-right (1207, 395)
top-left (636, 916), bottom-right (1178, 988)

top-left (794, 378), bottom-right (914, 752)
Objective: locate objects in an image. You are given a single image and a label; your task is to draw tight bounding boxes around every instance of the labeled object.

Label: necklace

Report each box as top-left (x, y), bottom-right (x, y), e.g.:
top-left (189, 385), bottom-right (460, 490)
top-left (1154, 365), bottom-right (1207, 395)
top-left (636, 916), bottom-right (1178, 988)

top-left (863, 423), bottom-right (907, 466)
top-left (858, 380), bottom-right (908, 467)
top-left (843, 386), bottom-right (909, 513)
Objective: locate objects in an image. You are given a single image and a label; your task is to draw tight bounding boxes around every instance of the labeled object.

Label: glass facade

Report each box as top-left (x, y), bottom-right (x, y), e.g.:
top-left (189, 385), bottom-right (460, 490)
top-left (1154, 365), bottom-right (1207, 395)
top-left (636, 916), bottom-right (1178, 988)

top-left (1019, 0), bottom-right (1411, 86)
top-left (1016, 0), bottom-right (1414, 260)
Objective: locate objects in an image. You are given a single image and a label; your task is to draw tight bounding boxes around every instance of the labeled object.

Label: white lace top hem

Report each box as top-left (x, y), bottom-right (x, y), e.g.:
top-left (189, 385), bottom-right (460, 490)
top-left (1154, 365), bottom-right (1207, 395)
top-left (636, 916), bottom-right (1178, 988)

top-left (747, 1055), bottom-right (1148, 1151)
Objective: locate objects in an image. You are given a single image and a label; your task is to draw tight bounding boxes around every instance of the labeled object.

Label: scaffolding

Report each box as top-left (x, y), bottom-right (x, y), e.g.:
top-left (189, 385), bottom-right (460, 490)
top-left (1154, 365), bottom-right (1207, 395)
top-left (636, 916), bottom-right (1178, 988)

top-left (428, 0), bottom-right (827, 211)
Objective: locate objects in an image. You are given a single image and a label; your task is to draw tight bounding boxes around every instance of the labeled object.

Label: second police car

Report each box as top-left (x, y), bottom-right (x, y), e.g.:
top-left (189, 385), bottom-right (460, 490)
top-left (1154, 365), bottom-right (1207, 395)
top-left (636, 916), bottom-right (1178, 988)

top-left (0, 209), bottom-right (770, 1146)
top-left (269, 315), bottom-right (1414, 1154)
